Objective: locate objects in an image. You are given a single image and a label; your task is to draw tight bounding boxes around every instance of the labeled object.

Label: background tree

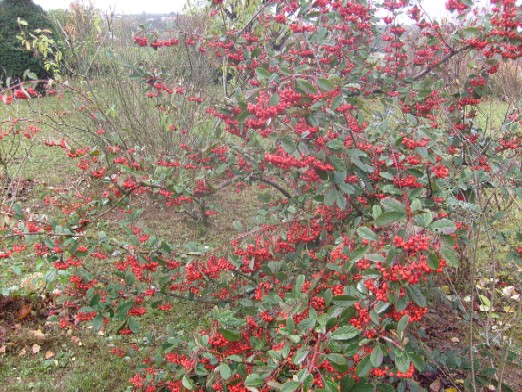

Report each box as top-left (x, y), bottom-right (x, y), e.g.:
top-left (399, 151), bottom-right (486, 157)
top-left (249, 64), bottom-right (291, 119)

top-left (0, 0), bottom-right (55, 84)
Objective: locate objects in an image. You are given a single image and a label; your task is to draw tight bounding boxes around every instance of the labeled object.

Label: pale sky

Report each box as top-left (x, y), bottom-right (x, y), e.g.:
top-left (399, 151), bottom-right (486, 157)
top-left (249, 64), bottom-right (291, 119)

top-left (33, 0), bottom-right (189, 14)
top-left (32, 0), bottom-right (501, 19)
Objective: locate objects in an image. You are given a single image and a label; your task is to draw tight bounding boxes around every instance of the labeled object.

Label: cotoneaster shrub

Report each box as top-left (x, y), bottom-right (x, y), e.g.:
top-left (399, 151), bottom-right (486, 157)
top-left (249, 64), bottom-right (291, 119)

top-left (1, 0), bottom-right (521, 391)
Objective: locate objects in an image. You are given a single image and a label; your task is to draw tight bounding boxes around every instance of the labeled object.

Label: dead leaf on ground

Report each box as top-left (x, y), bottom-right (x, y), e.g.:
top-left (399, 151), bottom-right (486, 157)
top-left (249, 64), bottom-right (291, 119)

top-left (32, 344), bottom-right (41, 354)
top-left (430, 378), bottom-right (442, 392)
top-left (45, 351), bottom-right (54, 359)
top-left (0, 345), bottom-right (6, 353)
top-left (501, 286), bottom-right (516, 297)
top-left (70, 336), bottom-right (81, 345)
top-left (31, 329), bottom-right (45, 339)
top-left (18, 303), bottom-right (32, 320)
top-left (450, 336), bottom-right (460, 343)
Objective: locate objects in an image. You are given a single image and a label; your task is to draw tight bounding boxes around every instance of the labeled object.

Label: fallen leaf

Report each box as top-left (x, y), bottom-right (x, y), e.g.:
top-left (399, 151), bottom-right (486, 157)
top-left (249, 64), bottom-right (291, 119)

top-left (31, 329), bottom-right (45, 339)
top-left (430, 378), bottom-right (442, 392)
top-left (0, 345), bottom-right (6, 353)
top-left (20, 272), bottom-right (44, 292)
top-left (18, 348), bottom-right (26, 356)
top-left (18, 303), bottom-right (32, 320)
top-left (440, 286), bottom-right (450, 295)
top-left (71, 336), bottom-right (81, 345)
top-left (32, 344), bottom-right (41, 354)
top-left (451, 337), bottom-right (460, 343)
top-left (501, 286), bottom-right (515, 297)
top-left (45, 351), bottom-right (54, 359)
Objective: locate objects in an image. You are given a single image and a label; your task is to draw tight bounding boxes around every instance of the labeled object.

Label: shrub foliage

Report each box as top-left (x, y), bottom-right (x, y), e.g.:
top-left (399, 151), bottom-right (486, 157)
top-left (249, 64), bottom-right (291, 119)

top-left (1, 0), bottom-right (521, 391)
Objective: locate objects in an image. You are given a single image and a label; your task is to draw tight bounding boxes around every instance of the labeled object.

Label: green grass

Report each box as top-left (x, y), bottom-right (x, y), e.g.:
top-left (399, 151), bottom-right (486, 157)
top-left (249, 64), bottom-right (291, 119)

top-left (0, 333), bottom-right (134, 392)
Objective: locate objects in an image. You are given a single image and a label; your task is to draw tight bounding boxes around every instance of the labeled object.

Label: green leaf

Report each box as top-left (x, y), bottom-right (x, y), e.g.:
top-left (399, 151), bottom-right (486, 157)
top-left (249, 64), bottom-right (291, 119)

top-left (431, 219), bottom-right (457, 234)
top-left (337, 181), bottom-right (356, 195)
top-left (331, 326), bottom-right (360, 340)
top-left (365, 254), bottom-right (386, 263)
top-left (381, 197), bottom-right (407, 214)
top-left (370, 346), bottom-right (384, 367)
top-left (281, 381), bottom-right (300, 392)
top-left (92, 314), bottom-right (104, 333)
top-left (244, 374), bottom-right (264, 387)
top-left (128, 318), bottom-right (140, 334)
top-left (182, 375), bottom-right (194, 390)
top-left (374, 301), bottom-right (390, 314)
top-left (478, 367), bottom-right (496, 377)
top-left (353, 383), bottom-right (376, 392)
top-left (326, 139), bottom-right (345, 151)
top-left (350, 247), bottom-right (368, 263)
top-left (325, 188), bottom-right (339, 206)
top-left (296, 78), bottom-right (316, 94)
top-left (269, 93), bottom-right (280, 106)
top-left (357, 227), bottom-right (379, 242)
top-left (219, 328), bottom-right (241, 342)
top-left (395, 352), bottom-right (410, 373)
top-left (410, 198), bottom-right (422, 212)
top-left (255, 67), bottom-right (271, 81)
top-left (10, 265), bottom-right (21, 275)
top-left (348, 149), bottom-right (374, 173)
top-left (280, 137), bottom-right (296, 154)
top-left (407, 286), bottom-right (426, 307)
top-left (116, 301), bottom-right (134, 318)
top-left (377, 384), bottom-right (395, 392)
top-left (332, 296), bottom-right (358, 307)
top-left (218, 363), bottom-right (232, 380)
top-left (408, 352), bottom-right (425, 371)
top-left (397, 315), bottom-right (409, 336)
top-left (296, 274), bottom-right (305, 292)
top-left (374, 212), bottom-right (405, 227)
top-left (317, 78), bottom-right (336, 91)
top-left (293, 346), bottom-right (309, 364)
top-left (441, 244), bottom-right (459, 267)
top-left (427, 253), bottom-right (440, 270)
top-left (356, 354), bottom-right (372, 377)
top-left (327, 353), bottom-right (348, 367)
top-left (328, 155), bottom-right (345, 171)
top-left (233, 221), bottom-right (243, 231)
